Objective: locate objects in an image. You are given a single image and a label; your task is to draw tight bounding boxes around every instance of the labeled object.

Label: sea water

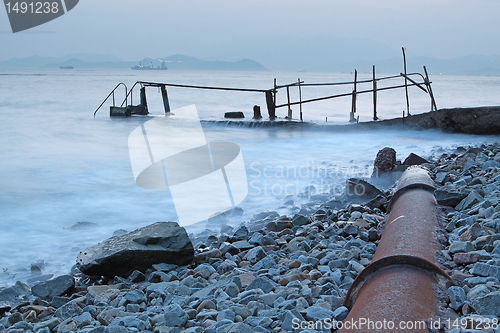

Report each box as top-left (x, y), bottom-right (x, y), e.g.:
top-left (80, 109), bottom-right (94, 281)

top-left (0, 68), bottom-right (499, 286)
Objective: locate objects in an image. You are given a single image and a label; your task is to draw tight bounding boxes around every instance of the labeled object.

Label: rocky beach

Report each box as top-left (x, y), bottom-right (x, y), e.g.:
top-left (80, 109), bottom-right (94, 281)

top-left (1, 141), bottom-right (500, 333)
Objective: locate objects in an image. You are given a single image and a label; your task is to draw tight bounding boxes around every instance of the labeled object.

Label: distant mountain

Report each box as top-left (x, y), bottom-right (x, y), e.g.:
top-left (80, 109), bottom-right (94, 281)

top-left (40, 58), bottom-right (136, 69)
top-left (0, 55), bottom-right (61, 68)
top-left (59, 53), bottom-right (123, 62)
top-left (0, 52), bottom-right (499, 75)
top-left (0, 54), bottom-right (269, 71)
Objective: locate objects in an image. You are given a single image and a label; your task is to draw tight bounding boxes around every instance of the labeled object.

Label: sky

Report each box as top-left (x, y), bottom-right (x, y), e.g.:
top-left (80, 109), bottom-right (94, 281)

top-left (1, 0), bottom-right (500, 65)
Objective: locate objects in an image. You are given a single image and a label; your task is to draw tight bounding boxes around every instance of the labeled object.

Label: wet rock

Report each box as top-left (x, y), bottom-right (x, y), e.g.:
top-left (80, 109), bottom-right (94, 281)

top-left (434, 189), bottom-right (467, 207)
top-left (332, 306), bottom-right (349, 321)
top-left (33, 317), bottom-right (61, 332)
top-left (123, 289), bottom-right (146, 304)
top-left (373, 147), bottom-right (396, 174)
top-left (76, 222), bottom-right (194, 276)
top-left (163, 303), bottom-right (188, 327)
top-left (471, 291), bottom-right (500, 316)
top-left (31, 275), bottom-right (75, 301)
top-left (55, 301), bottom-right (83, 320)
top-left (448, 286), bottom-right (466, 310)
top-left (246, 276), bottom-right (276, 293)
top-left (470, 262), bottom-right (500, 279)
top-left (455, 191), bottom-right (484, 211)
top-left (304, 305), bottom-right (334, 322)
top-left (345, 178), bottom-right (384, 203)
top-left (216, 322), bottom-right (254, 333)
top-left (231, 225), bottom-right (249, 241)
top-left (292, 215), bottom-right (309, 227)
top-left (243, 246), bottom-right (267, 264)
top-left (0, 281), bottom-right (30, 304)
top-left (403, 153), bottom-right (429, 166)
top-left (449, 241), bottom-right (474, 254)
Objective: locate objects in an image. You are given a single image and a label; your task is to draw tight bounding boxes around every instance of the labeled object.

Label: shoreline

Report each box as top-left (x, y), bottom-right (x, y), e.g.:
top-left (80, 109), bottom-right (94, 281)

top-left (1, 142), bottom-right (500, 332)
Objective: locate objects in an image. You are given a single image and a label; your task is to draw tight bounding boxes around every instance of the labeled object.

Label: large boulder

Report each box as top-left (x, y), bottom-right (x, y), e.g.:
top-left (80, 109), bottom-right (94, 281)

top-left (76, 222), bottom-right (194, 277)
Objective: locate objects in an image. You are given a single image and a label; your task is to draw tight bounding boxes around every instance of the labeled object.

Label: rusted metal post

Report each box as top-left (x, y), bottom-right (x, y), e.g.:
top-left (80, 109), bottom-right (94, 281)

top-left (298, 78), bottom-right (303, 122)
top-left (140, 86), bottom-right (148, 114)
top-left (273, 78), bottom-right (277, 116)
top-left (265, 90), bottom-right (276, 119)
top-left (424, 66), bottom-right (438, 111)
top-left (286, 86), bottom-right (292, 118)
top-left (349, 70), bottom-right (357, 122)
top-left (160, 84), bottom-right (171, 114)
top-left (343, 167), bottom-right (451, 332)
top-left (373, 65), bottom-right (378, 121)
top-left (403, 47), bottom-right (410, 116)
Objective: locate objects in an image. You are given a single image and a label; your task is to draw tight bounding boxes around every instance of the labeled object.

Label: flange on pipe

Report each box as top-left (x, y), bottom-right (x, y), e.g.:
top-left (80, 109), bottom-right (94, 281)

top-left (342, 166), bottom-right (452, 332)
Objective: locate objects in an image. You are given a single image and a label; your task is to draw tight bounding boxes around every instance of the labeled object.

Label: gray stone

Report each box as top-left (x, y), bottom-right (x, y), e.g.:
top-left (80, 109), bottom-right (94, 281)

top-left (328, 259), bottom-right (349, 270)
top-left (76, 222), bottom-right (194, 276)
top-left (123, 289), bottom-right (146, 304)
top-left (448, 286), bottom-right (466, 310)
top-left (164, 303), bottom-right (187, 327)
top-left (456, 191), bottom-right (484, 211)
top-left (472, 291), bottom-right (500, 316)
top-left (282, 310), bottom-right (305, 331)
top-left (470, 262), bottom-right (500, 279)
top-left (181, 327), bottom-right (204, 333)
top-left (217, 309), bottom-right (236, 322)
top-left (232, 225), bottom-right (249, 241)
top-left (467, 284), bottom-right (491, 300)
top-left (152, 263), bottom-right (177, 273)
top-left (0, 281), bottom-right (30, 304)
top-left (33, 317), bottom-right (61, 332)
top-left (55, 301), bottom-right (83, 320)
top-left (231, 240), bottom-right (253, 251)
top-left (225, 282), bottom-right (240, 298)
top-left (304, 305), bottom-right (334, 322)
top-left (220, 242), bottom-right (240, 255)
top-left (343, 224), bottom-right (359, 235)
top-left (247, 276), bottom-right (276, 293)
top-left (403, 153), bottom-right (429, 166)
top-left (73, 311), bottom-right (93, 326)
top-left (345, 178), bottom-right (384, 202)
top-left (482, 160), bottom-right (500, 170)
top-left (434, 189), bottom-right (467, 207)
top-left (435, 171), bottom-right (448, 184)
top-left (113, 316), bottom-right (146, 330)
top-left (108, 327), bottom-right (132, 333)
top-left (216, 322), bottom-right (254, 333)
top-left (217, 260), bottom-right (238, 274)
top-left (292, 215), bottom-right (309, 227)
top-left (253, 256), bottom-right (277, 271)
top-left (243, 246), bottom-right (266, 264)
top-left (482, 206), bottom-right (496, 219)
top-left (449, 241), bottom-right (474, 254)
top-left (332, 306), bottom-right (349, 321)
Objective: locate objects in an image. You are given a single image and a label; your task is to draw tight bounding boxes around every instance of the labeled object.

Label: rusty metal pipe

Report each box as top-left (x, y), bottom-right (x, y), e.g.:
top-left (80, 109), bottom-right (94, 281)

top-left (342, 167), bottom-right (451, 332)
